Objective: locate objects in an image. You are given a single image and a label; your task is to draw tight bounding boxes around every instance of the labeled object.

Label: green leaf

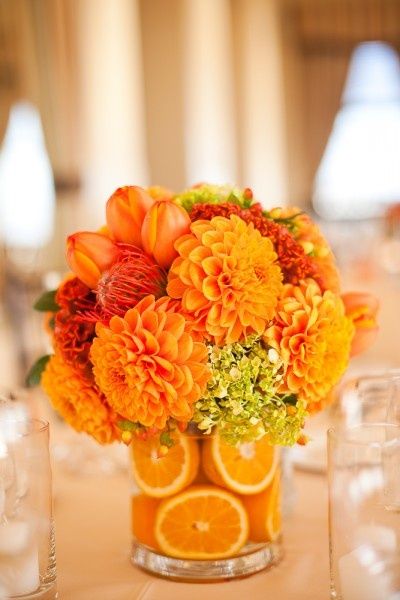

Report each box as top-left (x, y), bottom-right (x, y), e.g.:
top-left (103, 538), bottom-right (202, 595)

top-left (117, 420), bottom-right (137, 432)
top-left (33, 290), bottom-right (60, 312)
top-left (25, 355), bottom-right (51, 387)
top-left (281, 393), bottom-right (298, 406)
top-left (160, 431), bottom-right (175, 448)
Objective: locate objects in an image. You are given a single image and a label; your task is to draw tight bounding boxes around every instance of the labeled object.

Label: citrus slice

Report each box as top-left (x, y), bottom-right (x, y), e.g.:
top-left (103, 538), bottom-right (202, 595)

top-left (202, 433), bottom-right (279, 495)
top-left (242, 469), bottom-right (281, 542)
top-left (155, 485), bottom-right (249, 559)
top-left (131, 494), bottom-right (160, 549)
top-left (131, 433), bottom-right (199, 498)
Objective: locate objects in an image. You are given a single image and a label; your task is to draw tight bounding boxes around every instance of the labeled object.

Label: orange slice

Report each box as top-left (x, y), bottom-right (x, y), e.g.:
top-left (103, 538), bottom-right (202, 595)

top-left (131, 433), bottom-right (199, 498)
top-left (155, 485), bottom-right (249, 559)
top-left (242, 469), bottom-right (281, 542)
top-left (131, 494), bottom-right (160, 549)
top-left (202, 433), bottom-right (278, 495)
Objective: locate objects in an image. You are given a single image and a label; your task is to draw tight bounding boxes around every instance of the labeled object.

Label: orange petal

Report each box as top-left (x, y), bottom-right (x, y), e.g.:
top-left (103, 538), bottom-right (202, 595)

top-left (66, 249), bottom-right (101, 289)
top-left (350, 326), bottom-right (379, 357)
top-left (202, 256), bottom-right (222, 276)
top-left (106, 186), bottom-right (154, 245)
top-left (203, 276), bottom-right (221, 301)
top-left (142, 201), bottom-right (191, 269)
top-left (342, 292), bottom-right (379, 318)
top-left (66, 232), bottom-right (119, 288)
top-left (184, 288), bottom-right (208, 312)
top-left (157, 331), bottom-right (179, 362)
top-left (141, 201), bottom-right (159, 255)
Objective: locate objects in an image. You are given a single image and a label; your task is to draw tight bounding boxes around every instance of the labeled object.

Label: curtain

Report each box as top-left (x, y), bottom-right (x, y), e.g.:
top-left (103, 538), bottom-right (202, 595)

top-left (285, 0), bottom-right (400, 203)
top-left (1, 0), bottom-right (400, 230)
top-left (0, 0), bottom-right (290, 223)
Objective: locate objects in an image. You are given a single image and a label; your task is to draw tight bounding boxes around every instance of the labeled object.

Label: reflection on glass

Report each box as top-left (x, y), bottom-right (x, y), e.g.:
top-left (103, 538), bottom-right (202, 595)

top-left (0, 418), bottom-right (57, 599)
top-left (328, 424), bottom-right (400, 600)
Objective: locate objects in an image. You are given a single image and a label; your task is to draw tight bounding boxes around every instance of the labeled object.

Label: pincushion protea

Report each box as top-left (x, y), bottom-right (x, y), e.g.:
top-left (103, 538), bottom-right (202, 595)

top-left (96, 245), bottom-right (167, 319)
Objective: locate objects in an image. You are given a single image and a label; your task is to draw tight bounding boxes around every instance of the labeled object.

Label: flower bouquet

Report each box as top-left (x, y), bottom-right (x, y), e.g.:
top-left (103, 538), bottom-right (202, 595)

top-left (31, 184), bottom-right (378, 580)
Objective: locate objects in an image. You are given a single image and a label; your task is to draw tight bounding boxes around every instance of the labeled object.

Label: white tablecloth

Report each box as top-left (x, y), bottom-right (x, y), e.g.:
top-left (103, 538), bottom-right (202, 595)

top-left (53, 462), bottom-right (329, 600)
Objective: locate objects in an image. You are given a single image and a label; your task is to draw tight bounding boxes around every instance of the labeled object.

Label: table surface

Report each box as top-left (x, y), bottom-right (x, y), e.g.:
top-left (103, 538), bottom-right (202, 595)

top-left (5, 241), bottom-right (398, 600)
top-left (53, 458), bottom-right (329, 600)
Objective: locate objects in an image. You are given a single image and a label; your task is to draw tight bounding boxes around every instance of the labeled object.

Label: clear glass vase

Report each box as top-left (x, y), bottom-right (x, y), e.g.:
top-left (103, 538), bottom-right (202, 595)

top-left (129, 429), bottom-right (282, 581)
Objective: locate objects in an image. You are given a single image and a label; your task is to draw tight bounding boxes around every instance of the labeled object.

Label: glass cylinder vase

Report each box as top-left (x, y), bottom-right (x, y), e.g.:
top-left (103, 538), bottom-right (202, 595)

top-left (129, 429), bottom-right (282, 581)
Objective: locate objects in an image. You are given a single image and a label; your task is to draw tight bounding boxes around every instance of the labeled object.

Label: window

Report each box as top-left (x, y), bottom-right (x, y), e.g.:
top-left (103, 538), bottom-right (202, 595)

top-left (313, 42), bottom-right (400, 220)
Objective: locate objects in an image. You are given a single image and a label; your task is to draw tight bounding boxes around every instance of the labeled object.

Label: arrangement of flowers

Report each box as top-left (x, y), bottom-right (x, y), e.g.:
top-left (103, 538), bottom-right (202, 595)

top-left (30, 184), bottom-right (379, 450)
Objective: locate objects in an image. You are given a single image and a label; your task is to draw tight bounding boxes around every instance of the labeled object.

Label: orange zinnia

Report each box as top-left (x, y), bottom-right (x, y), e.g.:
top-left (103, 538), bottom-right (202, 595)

top-left (167, 215), bottom-right (283, 345)
top-left (264, 280), bottom-right (354, 412)
top-left (90, 295), bottom-right (210, 430)
top-left (41, 354), bottom-right (119, 444)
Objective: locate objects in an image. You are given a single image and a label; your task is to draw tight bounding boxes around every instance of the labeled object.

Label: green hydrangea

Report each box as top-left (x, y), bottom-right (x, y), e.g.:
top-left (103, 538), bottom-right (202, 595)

top-left (262, 209), bottom-right (304, 235)
top-left (193, 336), bottom-right (307, 446)
top-left (174, 184), bottom-right (252, 213)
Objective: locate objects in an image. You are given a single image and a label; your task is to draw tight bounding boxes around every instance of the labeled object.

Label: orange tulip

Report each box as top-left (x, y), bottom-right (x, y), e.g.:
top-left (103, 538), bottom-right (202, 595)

top-left (342, 292), bottom-right (379, 357)
top-left (141, 200), bottom-right (191, 268)
top-left (66, 232), bottom-right (120, 289)
top-left (106, 186), bottom-right (155, 245)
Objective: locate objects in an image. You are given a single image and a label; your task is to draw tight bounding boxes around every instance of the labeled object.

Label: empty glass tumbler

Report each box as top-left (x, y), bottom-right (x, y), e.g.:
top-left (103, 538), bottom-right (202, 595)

top-left (337, 371), bottom-right (400, 427)
top-left (328, 423), bottom-right (400, 600)
top-left (0, 419), bottom-right (57, 599)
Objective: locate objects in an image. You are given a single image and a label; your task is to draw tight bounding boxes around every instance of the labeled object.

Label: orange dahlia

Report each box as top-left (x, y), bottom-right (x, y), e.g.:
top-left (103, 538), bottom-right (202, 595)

top-left (269, 207), bottom-right (340, 293)
top-left (167, 215), bottom-right (283, 345)
top-left (190, 202), bottom-right (318, 285)
top-left (264, 280), bottom-right (354, 412)
top-left (41, 354), bottom-right (120, 444)
top-left (90, 295), bottom-right (210, 430)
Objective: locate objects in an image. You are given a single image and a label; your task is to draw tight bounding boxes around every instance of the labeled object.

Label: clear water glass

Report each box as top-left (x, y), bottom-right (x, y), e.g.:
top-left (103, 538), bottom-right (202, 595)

top-left (337, 371), bottom-right (400, 427)
top-left (328, 423), bottom-right (400, 600)
top-left (0, 419), bottom-right (57, 599)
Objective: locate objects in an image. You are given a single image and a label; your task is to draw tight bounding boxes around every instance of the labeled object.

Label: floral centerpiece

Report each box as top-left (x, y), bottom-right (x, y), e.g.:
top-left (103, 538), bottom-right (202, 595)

top-left (30, 184), bottom-right (378, 579)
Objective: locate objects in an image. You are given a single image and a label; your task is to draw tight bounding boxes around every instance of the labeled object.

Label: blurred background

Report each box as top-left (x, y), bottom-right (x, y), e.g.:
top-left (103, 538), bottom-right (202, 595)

top-left (0, 0), bottom-right (400, 390)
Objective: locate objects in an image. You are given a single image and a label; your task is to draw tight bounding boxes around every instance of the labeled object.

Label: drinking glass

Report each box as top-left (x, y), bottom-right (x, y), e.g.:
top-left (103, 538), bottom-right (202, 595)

top-left (337, 371), bottom-right (400, 427)
top-left (328, 423), bottom-right (400, 600)
top-left (0, 419), bottom-right (57, 599)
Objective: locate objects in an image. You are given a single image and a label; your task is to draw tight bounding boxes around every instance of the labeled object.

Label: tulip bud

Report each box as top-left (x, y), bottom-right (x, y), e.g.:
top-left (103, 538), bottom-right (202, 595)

top-left (106, 186), bottom-right (155, 245)
top-left (146, 186), bottom-right (174, 201)
top-left (342, 292), bottom-right (379, 357)
top-left (141, 200), bottom-right (191, 268)
top-left (66, 232), bottom-right (120, 289)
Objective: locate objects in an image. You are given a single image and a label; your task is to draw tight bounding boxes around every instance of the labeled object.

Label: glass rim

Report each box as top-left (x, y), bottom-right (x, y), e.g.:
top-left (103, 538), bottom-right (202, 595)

top-left (328, 422), bottom-right (400, 447)
top-left (0, 417), bottom-right (49, 436)
top-left (0, 388), bottom-right (35, 400)
top-left (352, 370), bottom-right (400, 386)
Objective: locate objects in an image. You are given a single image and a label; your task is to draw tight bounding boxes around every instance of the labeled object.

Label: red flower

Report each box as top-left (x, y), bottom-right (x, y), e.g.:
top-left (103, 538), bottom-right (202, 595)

top-left (53, 277), bottom-right (98, 379)
top-left (96, 245), bottom-right (167, 318)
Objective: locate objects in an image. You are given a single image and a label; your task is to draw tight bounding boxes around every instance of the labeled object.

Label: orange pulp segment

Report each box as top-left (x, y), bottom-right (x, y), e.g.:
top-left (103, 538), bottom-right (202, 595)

top-left (131, 432), bottom-right (199, 498)
top-left (242, 469), bottom-right (282, 542)
top-left (131, 494), bottom-right (160, 549)
top-left (155, 485), bottom-right (249, 559)
top-left (202, 433), bottom-right (278, 495)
